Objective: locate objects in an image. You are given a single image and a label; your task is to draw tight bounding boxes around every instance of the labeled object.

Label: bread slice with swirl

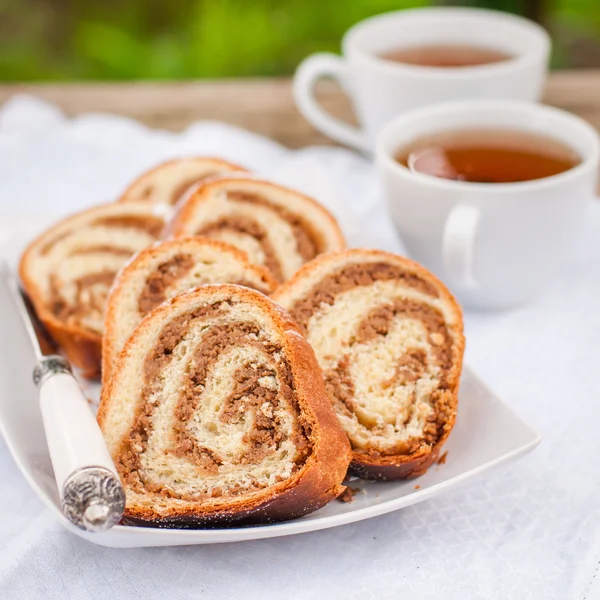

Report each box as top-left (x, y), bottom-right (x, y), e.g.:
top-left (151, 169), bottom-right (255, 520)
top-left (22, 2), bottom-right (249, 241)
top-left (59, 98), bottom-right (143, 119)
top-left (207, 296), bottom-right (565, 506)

top-left (98, 284), bottom-right (351, 526)
top-left (19, 203), bottom-right (166, 378)
top-left (165, 178), bottom-right (346, 282)
top-left (102, 238), bottom-right (277, 384)
top-left (117, 157), bottom-right (248, 206)
top-left (272, 249), bottom-right (465, 480)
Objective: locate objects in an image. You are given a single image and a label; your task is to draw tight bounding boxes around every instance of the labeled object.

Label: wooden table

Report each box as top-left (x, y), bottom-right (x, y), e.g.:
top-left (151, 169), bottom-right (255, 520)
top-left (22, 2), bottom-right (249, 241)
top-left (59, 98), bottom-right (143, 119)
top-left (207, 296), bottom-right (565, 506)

top-left (0, 71), bottom-right (599, 148)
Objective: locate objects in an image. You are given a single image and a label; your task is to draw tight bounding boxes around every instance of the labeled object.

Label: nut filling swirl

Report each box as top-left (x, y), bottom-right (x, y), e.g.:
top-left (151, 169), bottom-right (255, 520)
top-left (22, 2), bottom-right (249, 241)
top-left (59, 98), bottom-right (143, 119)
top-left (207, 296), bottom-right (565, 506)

top-left (168, 179), bottom-right (346, 283)
top-left (102, 238), bottom-right (278, 384)
top-left (277, 257), bottom-right (463, 464)
top-left (23, 205), bottom-right (164, 336)
top-left (115, 301), bottom-right (312, 503)
top-left (194, 192), bottom-right (323, 282)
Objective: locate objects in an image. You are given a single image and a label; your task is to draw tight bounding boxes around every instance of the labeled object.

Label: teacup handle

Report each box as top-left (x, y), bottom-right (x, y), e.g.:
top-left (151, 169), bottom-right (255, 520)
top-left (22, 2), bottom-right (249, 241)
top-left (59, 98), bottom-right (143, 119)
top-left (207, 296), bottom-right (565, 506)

top-left (442, 204), bottom-right (481, 291)
top-left (293, 53), bottom-right (368, 152)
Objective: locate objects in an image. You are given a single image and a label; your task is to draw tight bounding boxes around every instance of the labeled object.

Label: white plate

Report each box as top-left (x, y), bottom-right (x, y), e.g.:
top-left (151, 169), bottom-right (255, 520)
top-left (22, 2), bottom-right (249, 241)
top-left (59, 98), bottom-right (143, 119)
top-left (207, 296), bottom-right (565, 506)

top-left (0, 214), bottom-right (540, 548)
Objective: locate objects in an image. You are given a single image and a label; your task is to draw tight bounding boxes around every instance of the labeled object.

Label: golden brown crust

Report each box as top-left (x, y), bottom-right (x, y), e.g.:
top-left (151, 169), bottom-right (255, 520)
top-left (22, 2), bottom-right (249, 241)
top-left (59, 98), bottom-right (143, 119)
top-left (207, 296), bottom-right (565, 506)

top-left (166, 177), bottom-right (343, 241)
top-left (272, 249), bottom-right (465, 481)
top-left (17, 273), bottom-right (103, 377)
top-left (117, 157), bottom-right (249, 205)
top-left (163, 178), bottom-right (346, 281)
top-left (98, 284), bottom-right (351, 526)
top-left (348, 393), bottom-right (455, 480)
top-left (101, 237), bottom-right (279, 385)
top-left (19, 208), bottom-right (96, 378)
top-left (19, 203), bottom-right (163, 379)
top-left (39, 311), bottom-right (102, 379)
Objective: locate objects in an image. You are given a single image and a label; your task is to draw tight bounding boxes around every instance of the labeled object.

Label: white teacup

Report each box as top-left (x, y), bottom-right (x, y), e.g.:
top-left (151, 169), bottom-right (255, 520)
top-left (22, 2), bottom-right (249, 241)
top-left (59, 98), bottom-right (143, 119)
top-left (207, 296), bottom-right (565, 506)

top-left (376, 100), bottom-right (600, 309)
top-left (294, 7), bottom-right (550, 153)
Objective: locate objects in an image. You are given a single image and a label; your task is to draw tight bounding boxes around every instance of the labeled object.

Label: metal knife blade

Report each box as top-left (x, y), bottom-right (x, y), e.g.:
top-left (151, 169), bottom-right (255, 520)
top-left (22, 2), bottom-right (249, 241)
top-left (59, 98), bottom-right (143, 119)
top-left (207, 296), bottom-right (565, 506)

top-left (3, 262), bottom-right (57, 359)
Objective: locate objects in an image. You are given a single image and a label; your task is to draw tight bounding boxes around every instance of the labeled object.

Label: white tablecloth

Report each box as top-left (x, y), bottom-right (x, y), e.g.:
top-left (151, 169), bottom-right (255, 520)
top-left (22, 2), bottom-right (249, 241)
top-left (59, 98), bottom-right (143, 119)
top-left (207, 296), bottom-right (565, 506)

top-left (0, 95), bottom-right (599, 600)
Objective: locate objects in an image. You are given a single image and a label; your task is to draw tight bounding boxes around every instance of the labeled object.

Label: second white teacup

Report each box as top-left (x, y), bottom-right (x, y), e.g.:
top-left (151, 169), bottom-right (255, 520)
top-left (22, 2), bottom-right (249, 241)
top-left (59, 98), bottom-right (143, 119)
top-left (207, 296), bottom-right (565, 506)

top-left (294, 7), bottom-right (550, 153)
top-left (376, 100), bottom-right (599, 309)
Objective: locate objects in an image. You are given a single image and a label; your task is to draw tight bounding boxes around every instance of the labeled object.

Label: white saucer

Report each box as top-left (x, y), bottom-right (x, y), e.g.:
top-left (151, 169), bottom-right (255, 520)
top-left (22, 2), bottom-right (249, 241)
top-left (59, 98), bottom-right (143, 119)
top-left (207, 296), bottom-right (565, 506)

top-left (0, 214), bottom-right (540, 548)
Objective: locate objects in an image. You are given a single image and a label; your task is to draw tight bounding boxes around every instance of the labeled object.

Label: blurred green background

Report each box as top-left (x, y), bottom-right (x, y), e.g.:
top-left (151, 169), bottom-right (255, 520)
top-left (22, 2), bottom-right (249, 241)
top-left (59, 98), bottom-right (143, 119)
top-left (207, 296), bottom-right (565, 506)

top-left (1, 0), bottom-right (599, 81)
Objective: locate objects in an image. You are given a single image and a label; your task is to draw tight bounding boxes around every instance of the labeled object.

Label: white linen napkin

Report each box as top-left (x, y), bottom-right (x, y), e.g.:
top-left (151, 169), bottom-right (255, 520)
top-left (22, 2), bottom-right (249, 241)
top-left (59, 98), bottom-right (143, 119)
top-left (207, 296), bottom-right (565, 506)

top-left (0, 94), bottom-right (599, 600)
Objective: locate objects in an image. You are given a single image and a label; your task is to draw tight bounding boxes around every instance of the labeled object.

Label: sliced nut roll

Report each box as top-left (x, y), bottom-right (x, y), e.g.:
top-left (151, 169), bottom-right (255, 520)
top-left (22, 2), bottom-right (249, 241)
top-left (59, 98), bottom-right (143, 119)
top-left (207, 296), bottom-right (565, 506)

top-left (117, 157), bottom-right (248, 206)
top-left (273, 249), bottom-right (465, 480)
top-left (19, 203), bottom-right (166, 378)
top-left (102, 237), bottom-right (277, 383)
top-left (166, 177), bottom-right (346, 282)
top-left (98, 284), bottom-right (351, 527)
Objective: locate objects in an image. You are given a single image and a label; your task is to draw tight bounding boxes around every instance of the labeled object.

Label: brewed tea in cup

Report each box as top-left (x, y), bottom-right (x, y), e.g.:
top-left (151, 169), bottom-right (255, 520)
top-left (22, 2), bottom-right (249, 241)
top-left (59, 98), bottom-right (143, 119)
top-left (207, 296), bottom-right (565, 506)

top-left (294, 8), bottom-right (550, 153)
top-left (379, 44), bottom-right (513, 68)
top-left (395, 129), bottom-right (581, 184)
top-left (376, 100), bottom-right (599, 308)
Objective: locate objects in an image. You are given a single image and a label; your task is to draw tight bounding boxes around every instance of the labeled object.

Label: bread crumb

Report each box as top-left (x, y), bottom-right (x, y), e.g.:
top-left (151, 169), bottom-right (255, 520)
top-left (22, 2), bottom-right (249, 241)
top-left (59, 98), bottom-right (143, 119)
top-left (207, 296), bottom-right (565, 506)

top-left (437, 451), bottom-right (448, 465)
top-left (414, 484), bottom-right (421, 490)
top-left (337, 486), bottom-right (361, 503)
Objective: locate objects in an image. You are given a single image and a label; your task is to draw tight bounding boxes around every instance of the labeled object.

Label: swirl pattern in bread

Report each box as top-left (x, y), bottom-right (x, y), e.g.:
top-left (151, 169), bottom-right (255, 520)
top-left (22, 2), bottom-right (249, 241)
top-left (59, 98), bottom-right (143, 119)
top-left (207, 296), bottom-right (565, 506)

top-left (272, 249), bottom-right (465, 480)
top-left (102, 237), bottom-right (277, 383)
top-left (117, 157), bottom-right (248, 206)
top-left (98, 284), bottom-right (351, 526)
top-left (166, 178), bottom-right (346, 282)
top-left (19, 203), bottom-right (166, 377)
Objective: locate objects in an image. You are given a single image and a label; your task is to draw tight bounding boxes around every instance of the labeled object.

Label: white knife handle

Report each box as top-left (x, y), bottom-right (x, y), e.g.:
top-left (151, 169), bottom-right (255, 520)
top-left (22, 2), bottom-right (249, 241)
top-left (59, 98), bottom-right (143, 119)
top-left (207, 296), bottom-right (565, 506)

top-left (36, 356), bottom-right (125, 531)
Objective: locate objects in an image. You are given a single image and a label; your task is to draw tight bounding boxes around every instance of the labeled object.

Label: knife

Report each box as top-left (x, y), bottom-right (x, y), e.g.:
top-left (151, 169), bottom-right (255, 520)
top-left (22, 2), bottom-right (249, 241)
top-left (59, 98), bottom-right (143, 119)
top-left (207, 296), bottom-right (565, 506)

top-left (2, 263), bottom-right (125, 532)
